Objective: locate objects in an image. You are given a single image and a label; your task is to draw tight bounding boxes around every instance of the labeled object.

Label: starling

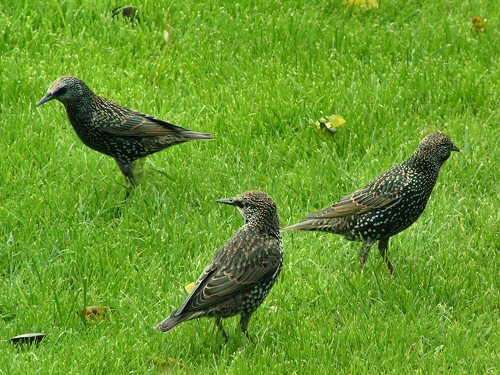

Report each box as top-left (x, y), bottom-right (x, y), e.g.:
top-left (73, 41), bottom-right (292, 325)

top-left (37, 76), bottom-right (213, 186)
top-left (156, 191), bottom-right (283, 341)
top-left (282, 133), bottom-right (460, 273)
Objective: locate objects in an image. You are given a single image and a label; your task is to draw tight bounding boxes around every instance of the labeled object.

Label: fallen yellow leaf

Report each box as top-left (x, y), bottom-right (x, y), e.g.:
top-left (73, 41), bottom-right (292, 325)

top-left (80, 306), bottom-right (112, 321)
top-left (164, 24), bottom-right (173, 46)
top-left (310, 114), bottom-right (346, 137)
top-left (343, 0), bottom-right (378, 10)
top-left (471, 16), bottom-right (486, 33)
top-left (185, 282), bottom-right (196, 294)
top-left (325, 115), bottom-right (346, 130)
top-left (149, 356), bottom-right (176, 374)
top-left (112, 6), bottom-right (140, 22)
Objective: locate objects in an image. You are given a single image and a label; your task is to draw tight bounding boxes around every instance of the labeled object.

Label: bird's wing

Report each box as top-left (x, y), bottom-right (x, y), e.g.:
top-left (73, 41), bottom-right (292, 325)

top-left (307, 173), bottom-right (407, 219)
top-left (100, 107), bottom-right (186, 137)
top-left (176, 233), bottom-right (281, 314)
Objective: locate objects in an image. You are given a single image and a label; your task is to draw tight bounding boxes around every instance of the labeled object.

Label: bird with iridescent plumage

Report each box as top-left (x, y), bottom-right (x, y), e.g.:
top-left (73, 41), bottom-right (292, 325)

top-left (282, 133), bottom-right (460, 273)
top-left (37, 76), bottom-right (213, 187)
top-left (156, 191), bottom-right (283, 341)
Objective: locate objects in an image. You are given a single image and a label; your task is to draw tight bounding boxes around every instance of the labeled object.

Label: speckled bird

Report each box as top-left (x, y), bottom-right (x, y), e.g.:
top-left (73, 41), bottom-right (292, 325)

top-left (282, 133), bottom-right (460, 273)
top-left (156, 191), bottom-right (283, 341)
top-left (37, 76), bottom-right (213, 185)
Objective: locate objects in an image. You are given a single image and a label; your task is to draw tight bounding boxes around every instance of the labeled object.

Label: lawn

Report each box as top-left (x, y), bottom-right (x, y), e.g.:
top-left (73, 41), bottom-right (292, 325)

top-left (0, 0), bottom-right (498, 373)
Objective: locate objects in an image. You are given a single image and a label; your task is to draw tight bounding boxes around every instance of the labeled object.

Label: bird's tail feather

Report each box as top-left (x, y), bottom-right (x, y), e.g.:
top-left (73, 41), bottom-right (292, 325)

top-left (281, 220), bottom-right (317, 232)
top-left (156, 311), bottom-right (203, 333)
top-left (181, 130), bottom-right (215, 141)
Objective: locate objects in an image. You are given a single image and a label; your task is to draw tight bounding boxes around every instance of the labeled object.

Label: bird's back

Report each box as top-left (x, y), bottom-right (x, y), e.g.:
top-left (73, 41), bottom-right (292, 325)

top-left (63, 95), bottom-right (212, 163)
top-left (173, 225), bottom-right (283, 321)
top-left (285, 160), bottom-right (440, 240)
top-left (349, 164), bottom-right (438, 240)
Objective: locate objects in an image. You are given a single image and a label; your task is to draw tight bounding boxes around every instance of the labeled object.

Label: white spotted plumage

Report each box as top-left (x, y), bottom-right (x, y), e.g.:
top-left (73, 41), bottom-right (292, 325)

top-left (282, 133), bottom-right (460, 273)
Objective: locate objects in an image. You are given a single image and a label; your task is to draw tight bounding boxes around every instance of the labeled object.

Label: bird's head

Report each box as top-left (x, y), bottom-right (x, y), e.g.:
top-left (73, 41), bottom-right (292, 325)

top-left (416, 132), bottom-right (460, 168)
top-left (217, 190), bottom-right (280, 230)
top-left (37, 76), bottom-right (90, 107)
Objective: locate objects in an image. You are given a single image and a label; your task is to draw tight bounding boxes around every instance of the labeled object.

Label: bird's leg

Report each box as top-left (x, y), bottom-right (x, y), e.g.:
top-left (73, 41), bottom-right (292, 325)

top-left (378, 238), bottom-right (394, 274)
top-left (359, 239), bottom-right (376, 270)
top-left (115, 159), bottom-right (138, 187)
top-left (214, 318), bottom-right (229, 344)
top-left (240, 313), bottom-right (254, 343)
top-left (133, 158), bottom-right (146, 180)
top-left (115, 159), bottom-right (144, 199)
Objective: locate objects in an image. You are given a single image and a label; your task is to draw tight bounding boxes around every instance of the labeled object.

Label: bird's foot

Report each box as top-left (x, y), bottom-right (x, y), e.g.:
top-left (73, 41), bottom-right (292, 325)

top-left (360, 257), bottom-right (367, 272)
top-left (385, 259), bottom-right (395, 275)
top-left (215, 318), bottom-right (229, 344)
top-left (243, 330), bottom-right (254, 343)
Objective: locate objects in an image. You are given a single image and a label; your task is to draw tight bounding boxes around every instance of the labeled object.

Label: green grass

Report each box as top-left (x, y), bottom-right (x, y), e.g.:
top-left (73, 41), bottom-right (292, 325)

top-left (0, 0), bottom-right (499, 373)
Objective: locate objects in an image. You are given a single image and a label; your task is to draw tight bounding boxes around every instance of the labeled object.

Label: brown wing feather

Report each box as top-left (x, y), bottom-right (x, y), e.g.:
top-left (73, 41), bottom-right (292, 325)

top-left (306, 172), bottom-right (409, 219)
top-left (101, 112), bottom-right (186, 137)
top-left (177, 235), bottom-right (280, 314)
top-left (308, 192), bottom-right (399, 219)
top-left (185, 265), bottom-right (272, 311)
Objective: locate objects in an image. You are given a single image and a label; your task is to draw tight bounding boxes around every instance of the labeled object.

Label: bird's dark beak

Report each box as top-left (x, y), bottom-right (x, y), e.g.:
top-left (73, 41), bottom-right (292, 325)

top-left (37, 93), bottom-right (54, 107)
top-left (451, 143), bottom-right (461, 153)
top-left (216, 198), bottom-right (236, 206)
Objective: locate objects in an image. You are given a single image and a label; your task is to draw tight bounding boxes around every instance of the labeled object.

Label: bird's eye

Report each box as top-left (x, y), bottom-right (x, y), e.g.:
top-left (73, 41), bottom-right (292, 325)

top-left (56, 86), bottom-right (68, 95)
top-left (234, 201), bottom-right (245, 208)
top-left (440, 144), bottom-right (452, 156)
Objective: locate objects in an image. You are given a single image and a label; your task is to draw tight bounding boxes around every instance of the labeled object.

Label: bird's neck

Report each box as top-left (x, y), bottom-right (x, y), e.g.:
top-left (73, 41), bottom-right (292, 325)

top-left (63, 87), bottom-right (99, 110)
top-left (246, 216), bottom-right (281, 237)
top-left (63, 95), bottom-right (98, 124)
top-left (63, 103), bottom-right (90, 129)
top-left (406, 150), bottom-right (441, 175)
